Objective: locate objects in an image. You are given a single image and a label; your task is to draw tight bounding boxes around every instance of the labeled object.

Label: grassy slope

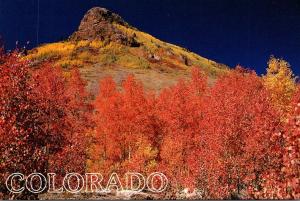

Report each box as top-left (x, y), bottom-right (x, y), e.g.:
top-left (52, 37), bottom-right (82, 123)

top-left (24, 24), bottom-right (229, 93)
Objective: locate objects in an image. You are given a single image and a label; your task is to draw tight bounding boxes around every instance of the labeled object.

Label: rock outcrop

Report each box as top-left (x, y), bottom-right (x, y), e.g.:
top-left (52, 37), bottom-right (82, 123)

top-left (70, 7), bottom-right (140, 47)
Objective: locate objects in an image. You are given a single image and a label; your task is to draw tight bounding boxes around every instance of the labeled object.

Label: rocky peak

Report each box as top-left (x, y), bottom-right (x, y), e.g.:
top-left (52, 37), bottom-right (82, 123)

top-left (79, 7), bottom-right (128, 27)
top-left (70, 7), bottom-right (140, 47)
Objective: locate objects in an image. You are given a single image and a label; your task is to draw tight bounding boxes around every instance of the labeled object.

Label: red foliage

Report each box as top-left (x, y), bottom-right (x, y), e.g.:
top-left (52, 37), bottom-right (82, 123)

top-left (92, 75), bottom-right (158, 177)
top-left (1, 50), bottom-right (298, 200)
top-left (31, 66), bottom-right (93, 177)
top-left (91, 67), bottom-right (296, 199)
top-left (0, 52), bottom-right (92, 198)
top-left (156, 68), bottom-right (208, 190)
top-left (205, 69), bottom-right (281, 199)
top-left (256, 87), bottom-right (300, 199)
top-left (0, 53), bottom-right (37, 182)
top-left (281, 89), bottom-right (300, 199)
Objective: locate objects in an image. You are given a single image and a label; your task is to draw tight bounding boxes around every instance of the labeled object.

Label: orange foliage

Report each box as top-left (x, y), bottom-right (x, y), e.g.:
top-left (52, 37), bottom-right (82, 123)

top-left (156, 68), bottom-right (209, 190)
top-left (205, 68), bottom-right (281, 199)
top-left (91, 67), bottom-right (299, 199)
top-left (255, 87), bottom-right (300, 199)
top-left (1, 49), bottom-right (298, 199)
top-left (0, 52), bottom-right (92, 199)
top-left (92, 76), bottom-right (158, 177)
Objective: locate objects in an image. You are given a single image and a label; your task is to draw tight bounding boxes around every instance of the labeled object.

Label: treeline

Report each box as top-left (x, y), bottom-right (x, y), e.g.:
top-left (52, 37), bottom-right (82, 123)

top-left (0, 49), bottom-right (299, 199)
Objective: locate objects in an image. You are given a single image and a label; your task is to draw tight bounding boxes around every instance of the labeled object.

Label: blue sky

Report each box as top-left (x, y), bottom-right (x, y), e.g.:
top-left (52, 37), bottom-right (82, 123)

top-left (0, 0), bottom-right (300, 76)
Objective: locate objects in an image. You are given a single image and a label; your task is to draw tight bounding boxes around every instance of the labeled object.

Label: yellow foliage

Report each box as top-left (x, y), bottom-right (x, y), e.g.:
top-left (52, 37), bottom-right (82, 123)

top-left (77, 51), bottom-right (91, 61)
top-left (24, 42), bottom-right (75, 62)
top-left (26, 42), bottom-right (76, 60)
top-left (24, 25), bottom-right (228, 75)
top-left (56, 58), bottom-right (85, 68)
top-left (76, 40), bottom-right (90, 47)
top-left (115, 24), bottom-right (227, 75)
top-left (102, 42), bottom-right (125, 53)
top-left (117, 54), bottom-right (150, 69)
top-left (89, 40), bottom-right (104, 49)
top-left (263, 56), bottom-right (297, 115)
top-left (24, 40), bottom-right (106, 68)
top-left (63, 71), bottom-right (71, 78)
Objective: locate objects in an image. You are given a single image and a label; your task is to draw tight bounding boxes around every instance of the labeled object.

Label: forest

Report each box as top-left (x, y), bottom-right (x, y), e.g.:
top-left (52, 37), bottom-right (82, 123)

top-left (0, 46), bottom-right (299, 199)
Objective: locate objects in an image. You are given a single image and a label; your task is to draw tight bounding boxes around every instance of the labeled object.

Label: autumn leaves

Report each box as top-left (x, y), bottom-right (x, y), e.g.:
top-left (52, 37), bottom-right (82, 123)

top-left (0, 50), bottom-right (299, 199)
top-left (91, 60), bottom-right (299, 199)
top-left (0, 52), bottom-right (92, 199)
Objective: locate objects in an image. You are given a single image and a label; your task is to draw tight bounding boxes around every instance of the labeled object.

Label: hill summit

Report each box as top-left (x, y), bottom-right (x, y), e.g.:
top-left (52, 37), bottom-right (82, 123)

top-left (25, 7), bottom-right (228, 93)
top-left (70, 7), bottom-right (140, 47)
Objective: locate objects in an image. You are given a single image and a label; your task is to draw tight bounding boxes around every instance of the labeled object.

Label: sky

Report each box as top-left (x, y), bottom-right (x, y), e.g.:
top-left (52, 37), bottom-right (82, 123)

top-left (0, 0), bottom-right (300, 76)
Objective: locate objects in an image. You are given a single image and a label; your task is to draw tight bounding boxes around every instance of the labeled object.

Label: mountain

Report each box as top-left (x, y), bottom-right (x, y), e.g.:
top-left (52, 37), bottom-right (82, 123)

top-left (25, 7), bottom-right (228, 94)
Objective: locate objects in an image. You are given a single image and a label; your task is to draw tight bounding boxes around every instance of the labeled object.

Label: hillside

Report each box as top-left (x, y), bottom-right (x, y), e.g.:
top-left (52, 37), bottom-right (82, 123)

top-left (25, 7), bottom-right (228, 94)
